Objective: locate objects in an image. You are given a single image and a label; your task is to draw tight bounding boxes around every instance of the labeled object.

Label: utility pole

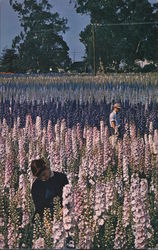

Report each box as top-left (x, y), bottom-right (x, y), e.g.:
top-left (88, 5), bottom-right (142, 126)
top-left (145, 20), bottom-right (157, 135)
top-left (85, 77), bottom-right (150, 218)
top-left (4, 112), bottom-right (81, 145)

top-left (73, 50), bottom-right (76, 63)
top-left (0, 0), bottom-right (2, 55)
top-left (91, 24), bottom-right (96, 76)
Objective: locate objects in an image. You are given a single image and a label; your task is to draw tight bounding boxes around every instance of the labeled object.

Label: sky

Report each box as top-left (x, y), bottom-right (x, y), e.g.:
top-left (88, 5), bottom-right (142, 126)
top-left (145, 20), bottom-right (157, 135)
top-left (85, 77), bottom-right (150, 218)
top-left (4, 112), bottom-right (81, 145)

top-left (0, 0), bottom-right (157, 61)
top-left (0, 0), bottom-right (90, 61)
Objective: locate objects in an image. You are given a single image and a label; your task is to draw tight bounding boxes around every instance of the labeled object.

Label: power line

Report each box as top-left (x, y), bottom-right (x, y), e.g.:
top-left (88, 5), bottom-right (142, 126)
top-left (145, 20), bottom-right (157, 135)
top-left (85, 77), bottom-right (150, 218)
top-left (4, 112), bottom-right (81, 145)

top-left (91, 21), bottom-right (158, 26)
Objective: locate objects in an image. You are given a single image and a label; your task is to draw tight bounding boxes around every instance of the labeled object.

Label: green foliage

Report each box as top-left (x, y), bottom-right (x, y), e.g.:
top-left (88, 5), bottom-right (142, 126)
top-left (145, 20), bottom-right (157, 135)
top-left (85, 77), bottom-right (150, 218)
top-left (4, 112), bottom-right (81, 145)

top-left (33, 213), bottom-right (45, 240)
top-left (0, 48), bottom-right (18, 73)
top-left (93, 224), bottom-right (106, 249)
top-left (125, 220), bottom-right (135, 249)
top-left (7, 0), bottom-right (72, 73)
top-left (74, 0), bottom-right (158, 72)
top-left (104, 213), bottom-right (116, 249)
top-left (42, 208), bottom-right (54, 248)
top-left (53, 196), bottom-right (62, 221)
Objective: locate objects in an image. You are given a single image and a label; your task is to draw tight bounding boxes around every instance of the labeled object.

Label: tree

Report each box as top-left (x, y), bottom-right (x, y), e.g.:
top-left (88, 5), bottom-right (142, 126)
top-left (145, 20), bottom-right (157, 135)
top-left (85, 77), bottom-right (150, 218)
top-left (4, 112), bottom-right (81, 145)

top-left (73, 0), bottom-right (158, 72)
top-left (0, 48), bottom-right (18, 72)
top-left (9, 0), bottom-right (71, 72)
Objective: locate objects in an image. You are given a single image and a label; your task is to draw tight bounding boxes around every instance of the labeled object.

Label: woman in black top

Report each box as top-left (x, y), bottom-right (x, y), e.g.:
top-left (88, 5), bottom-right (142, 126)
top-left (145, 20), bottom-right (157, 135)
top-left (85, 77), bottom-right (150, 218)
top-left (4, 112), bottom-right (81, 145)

top-left (30, 158), bottom-right (69, 224)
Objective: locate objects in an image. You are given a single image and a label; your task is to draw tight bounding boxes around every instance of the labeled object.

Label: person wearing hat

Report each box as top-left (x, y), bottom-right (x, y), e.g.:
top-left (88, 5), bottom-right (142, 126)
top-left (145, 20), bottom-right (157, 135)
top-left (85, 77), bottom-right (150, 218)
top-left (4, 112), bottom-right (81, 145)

top-left (109, 103), bottom-right (122, 146)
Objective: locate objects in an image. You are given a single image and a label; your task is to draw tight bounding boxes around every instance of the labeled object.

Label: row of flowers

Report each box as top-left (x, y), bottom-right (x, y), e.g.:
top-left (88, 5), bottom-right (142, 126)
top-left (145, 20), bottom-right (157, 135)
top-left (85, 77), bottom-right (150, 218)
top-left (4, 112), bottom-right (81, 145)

top-left (0, 115), bottom-right (158, 249)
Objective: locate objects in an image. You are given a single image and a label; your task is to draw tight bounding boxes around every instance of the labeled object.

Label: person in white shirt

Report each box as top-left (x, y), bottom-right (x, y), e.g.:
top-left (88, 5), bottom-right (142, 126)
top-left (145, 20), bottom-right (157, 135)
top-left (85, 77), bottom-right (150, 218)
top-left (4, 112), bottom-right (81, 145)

top-left (109, 103), bottom-right (122, 147)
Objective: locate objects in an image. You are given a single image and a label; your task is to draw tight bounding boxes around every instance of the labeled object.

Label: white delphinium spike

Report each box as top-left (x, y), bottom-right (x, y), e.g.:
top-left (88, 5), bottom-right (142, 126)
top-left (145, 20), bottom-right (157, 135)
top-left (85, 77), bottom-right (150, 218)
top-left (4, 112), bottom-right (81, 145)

top-left (148, 121), bottom-right (153, 150)
top-left (33, 237), bottom-right (45, 249)
top-left (94, 182), bottom-right (106, 229)
top-left (87, 155), bottom-right (96, 186)
top-left (153, 129), bottom-right (158, 154)
top-left (0, 136), bottom-right (5, 189)
top-left (144, 140), bottom-right (151, 176)
top-left (35, 116), bottom-right (42, 138)
top-left (2, 118), bottom-right (8, 138)
top-left (122, 190), bottom-right (131, 228)
top-left (72, 126), bottom-right (78, 160)
top-left (12, 121), bottom-right (18, 142)
top-left (105, 179), bottom-right (115, 211)
top-left (52, 219), bottom-right (65, 249)
top-left (65, 128), bottom-right (73, 167)
top-left (62, 180), bottom-right (75, 248)
top-left (47, 119), bottom-right (54, 145)
top-left (55, 119), bottom-right (60, 146)
top-left (4, 137), bottom-right (14, 188)
top-left (76, 122), bottom-right (83, 150)
top-left (100, 120), bottom-right (104, 144)
top-left (104, 126), bottom-right (115, 170)
top-left (18, 136), bottom-right (26, 172)
top-left (86, 126), bottom-right (93, 157)
top-left (140, 179), bottom-right (154, 240)
top-left (17, 116), bottom-right (21, 128)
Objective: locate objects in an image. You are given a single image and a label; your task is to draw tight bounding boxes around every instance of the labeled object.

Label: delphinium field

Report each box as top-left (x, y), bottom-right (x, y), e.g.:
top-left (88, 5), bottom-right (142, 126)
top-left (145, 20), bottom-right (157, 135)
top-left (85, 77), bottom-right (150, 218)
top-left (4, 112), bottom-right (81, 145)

top-left (0, 73), bottom-right (158, 249)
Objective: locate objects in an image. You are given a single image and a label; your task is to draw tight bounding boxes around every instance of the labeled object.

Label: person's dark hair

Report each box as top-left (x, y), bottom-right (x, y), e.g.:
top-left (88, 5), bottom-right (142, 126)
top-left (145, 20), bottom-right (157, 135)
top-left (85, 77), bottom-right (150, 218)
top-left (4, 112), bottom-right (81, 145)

top-left (30, 158), bottom-right (47, 177)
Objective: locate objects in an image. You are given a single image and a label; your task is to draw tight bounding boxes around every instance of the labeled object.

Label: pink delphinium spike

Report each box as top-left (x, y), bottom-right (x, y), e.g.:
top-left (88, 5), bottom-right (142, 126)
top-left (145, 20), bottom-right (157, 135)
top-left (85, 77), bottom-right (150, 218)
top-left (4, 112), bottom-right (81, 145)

top-left (130, 137), bottom-right (140, 172)
top-left (96, 143), bottom-right (104, 179)
top-left (94, 182), bottom-right (106, 229)
top-left (122, 190), bottom-right (131, 228)
top-left (73, 185), bottom-right (83, 224)
top-left (2, 118), bottom-right (9, 138)
top-left (114, 207), bottom-right (127, 249)
top-left (130, 174), bottom-right (147, 249)
top-left (83, 125), bottom-right (87, 139)
top-left (92, 126), bottom-right (100, 150)
top-left (134, 197), bottom-right (147, 249)
top-left (60, 119), bottom-right (66, 141)
top-left (76, 122), bottom-right (83, 150)
top-left (62, 181), bottom-right (75, 246)
top-left (17, 116), bottom-right (21, 128)
top-left (77, 178), bottom-right (90, 249)
top-left (144, 140), bottom-right (151, 176)
top-left (7, 218), bottom-right (15, 249)
top-left (65, 128), bottom-right (73, 167)
top-left (117, 139), bottom-right (123, 170)
top-left (47, 119), bottom-right (54, 145)
top-left (59, 138), bottom-right (66, 172)
top-left (0, 136), bottom-right (5, 188)
top-left (4, 139), bottom-right (14, 188)
top-left (0, 233), bottom-right (5, 249)
top-left (103, 126), bottom-right (115, 171)
top-left (12, 121), bottom-right (18, 142)
top-left (49, 141), bottom-right (56, 171)
top-left (54, 142), bottom-right (61, 172)
top-left (100, 120), bottom-right (104, 144)
top-left (52, 218), bottom-right (65, 249)
top-left (153, 129), bottom-right (158, 154)
top-left (148, 121), bottom-right (153, 149)
top-left (87, 154), bottom-right (96, 186)
top-left (72, 126), bottom-right (78, 160)
top-left (35, 116), bottom-right (42, 138)
top-left (122, 149), bottom-right (130, 186)
top-left (55, 119), bottom-right (60, 146)
top-left (105, 179), bottom-right (115, 211)
top-left (140, 179), bottom-right (154, 240)
top-left (86, 126), bottom-right (93, 157)
top-left (33, 237), bottom-right (45, 249)
top-left (138, 137), bottom-right (145, 174)
top-left (130, 122), bottom-right (136, 140)
top-left (18, 136), bottom-right (26, 172)
top-left (19, 175), bottom-right (30, 228)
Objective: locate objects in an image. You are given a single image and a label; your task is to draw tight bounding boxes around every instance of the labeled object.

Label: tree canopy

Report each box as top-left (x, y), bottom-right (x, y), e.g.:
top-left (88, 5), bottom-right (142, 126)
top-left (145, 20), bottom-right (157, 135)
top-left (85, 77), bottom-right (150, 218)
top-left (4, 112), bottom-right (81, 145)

top-left (73, 0), bottom-right (158, 72)
top-left (1, 0), bottom-right (72, 73)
